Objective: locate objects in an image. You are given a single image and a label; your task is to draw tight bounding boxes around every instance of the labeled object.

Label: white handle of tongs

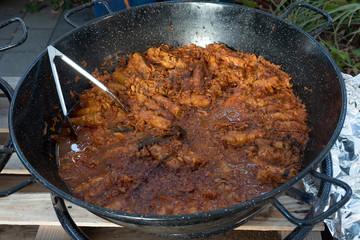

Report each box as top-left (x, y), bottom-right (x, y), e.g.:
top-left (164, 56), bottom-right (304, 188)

top-left (47, 45), bottom-right (128, 113)
top-left (48, 45), bottom-right (69, 117)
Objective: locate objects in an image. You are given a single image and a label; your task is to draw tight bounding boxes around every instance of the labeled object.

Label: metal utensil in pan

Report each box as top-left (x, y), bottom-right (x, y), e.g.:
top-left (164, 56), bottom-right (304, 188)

top-left (47, 45), bottom-right (129, 138)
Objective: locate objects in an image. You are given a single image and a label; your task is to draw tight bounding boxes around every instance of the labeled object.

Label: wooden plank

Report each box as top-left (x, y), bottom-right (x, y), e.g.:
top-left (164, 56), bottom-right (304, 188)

top-left (0, 98), bottom-right (9, 142)
top-left (1, 153), bottom-right (29, 175)
top-left (0, 133), bottom-right (9, 148)
top-left (241, 196), bottom-right (325, 232)
top-left (281, 231), bottom-right (323, 240)
top-left (0, 225), bottom-right (38, 240)
top-left (35, 226), bottom-right (72, 240)
top-left (0, 115), bottom-right (8, 131)
top-left (35, 225), bottom-right (283, 240)
top-left (0, 99), bottom-right (10, 109)
top-left (0, 77), bottom-right (20, 91)
top-left (0, 87), bottom-right (14, 135)
top-left (0, 192), bottom-right (118, 227)
top-left (0, 175), bottom-right (47, 193)
top-left (0, 192), bottom-right (324, 232)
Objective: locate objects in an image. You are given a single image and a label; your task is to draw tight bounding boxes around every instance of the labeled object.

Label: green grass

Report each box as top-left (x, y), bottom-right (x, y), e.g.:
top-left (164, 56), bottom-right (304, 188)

top-left (237, 0), bottom-right (360, 75)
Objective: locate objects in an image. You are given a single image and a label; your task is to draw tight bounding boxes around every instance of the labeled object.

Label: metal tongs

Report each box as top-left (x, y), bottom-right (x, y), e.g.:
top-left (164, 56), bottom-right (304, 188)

top-left (47, 45), bottom-right (128, 139)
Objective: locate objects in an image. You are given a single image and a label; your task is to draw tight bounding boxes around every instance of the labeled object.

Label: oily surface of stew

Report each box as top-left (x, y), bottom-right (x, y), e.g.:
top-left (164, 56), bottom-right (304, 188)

top-left (57, 43), bottom-right (309, 215)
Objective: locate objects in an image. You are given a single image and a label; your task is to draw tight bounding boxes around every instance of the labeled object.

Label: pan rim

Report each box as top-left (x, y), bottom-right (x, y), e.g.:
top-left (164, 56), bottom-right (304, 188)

top-left (9, 0), bottom-right (346, 226)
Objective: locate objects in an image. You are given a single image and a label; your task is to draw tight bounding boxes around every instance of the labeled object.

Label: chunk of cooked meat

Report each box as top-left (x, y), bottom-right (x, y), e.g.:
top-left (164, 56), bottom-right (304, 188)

top-left (222, 129), bottom-right (265, 145)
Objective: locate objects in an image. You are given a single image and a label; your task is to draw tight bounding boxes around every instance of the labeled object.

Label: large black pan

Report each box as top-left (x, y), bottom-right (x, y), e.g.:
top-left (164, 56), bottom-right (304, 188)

top-left (0, 1), bottom-right (352, 238)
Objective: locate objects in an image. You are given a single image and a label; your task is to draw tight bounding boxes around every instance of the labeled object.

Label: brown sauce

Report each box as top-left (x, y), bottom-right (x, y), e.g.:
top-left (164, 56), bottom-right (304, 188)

top-left (57, 43), bottom-right (309, 215)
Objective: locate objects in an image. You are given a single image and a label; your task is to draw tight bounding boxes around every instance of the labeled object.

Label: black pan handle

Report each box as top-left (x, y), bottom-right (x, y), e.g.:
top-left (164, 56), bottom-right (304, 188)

top-left (280, 2), bottom-right (332, 36)
top-left (64, 0), bottom-right (112, 28)
top-left (273, 170), bottom-right (352, 226)
top-left (0, 17), bottom-right (27, 52)
top-left (51, 193), bottom-right (90, 240)
top-left (0, 78), bottom-right (36, 197)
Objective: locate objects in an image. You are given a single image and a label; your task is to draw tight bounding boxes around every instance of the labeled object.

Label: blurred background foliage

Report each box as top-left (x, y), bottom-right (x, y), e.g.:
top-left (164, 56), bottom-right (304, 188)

top-left (236, 0), bottom-right (360, 75)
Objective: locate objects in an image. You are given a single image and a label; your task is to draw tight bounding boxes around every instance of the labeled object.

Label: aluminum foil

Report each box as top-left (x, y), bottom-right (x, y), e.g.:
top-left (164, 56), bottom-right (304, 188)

top-left (324, 73), bottom-right (360, 240)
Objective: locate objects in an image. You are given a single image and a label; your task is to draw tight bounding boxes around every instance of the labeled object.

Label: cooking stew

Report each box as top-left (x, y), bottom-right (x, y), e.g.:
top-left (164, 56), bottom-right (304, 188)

top-left (57, 43), bottom-right (309, 215)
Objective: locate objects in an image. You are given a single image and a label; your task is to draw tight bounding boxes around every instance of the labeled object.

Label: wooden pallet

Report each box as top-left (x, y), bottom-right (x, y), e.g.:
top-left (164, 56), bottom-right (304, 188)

top-left (0, 78), bottom-right (323, 239)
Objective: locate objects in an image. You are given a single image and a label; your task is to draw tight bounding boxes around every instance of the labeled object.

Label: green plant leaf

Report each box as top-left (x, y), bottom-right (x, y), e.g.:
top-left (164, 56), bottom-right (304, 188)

top-left (25, 3), bottom-right (41, 13)
top-left (249, 0), bottom-right (359, 74)
top-left (352, 49), bottom-right (360, 57)
top-left (238, 0), bottom-right (256, 8)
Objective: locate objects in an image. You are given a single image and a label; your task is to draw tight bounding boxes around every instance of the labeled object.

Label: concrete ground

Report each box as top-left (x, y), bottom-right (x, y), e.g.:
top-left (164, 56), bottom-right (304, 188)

top-left (0, 0), bottom-right (94, 79)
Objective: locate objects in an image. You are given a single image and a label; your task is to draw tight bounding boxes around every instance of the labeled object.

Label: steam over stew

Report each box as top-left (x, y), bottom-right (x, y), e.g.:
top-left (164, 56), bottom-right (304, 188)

top-left (57, 43), bottom-right (309, 215)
